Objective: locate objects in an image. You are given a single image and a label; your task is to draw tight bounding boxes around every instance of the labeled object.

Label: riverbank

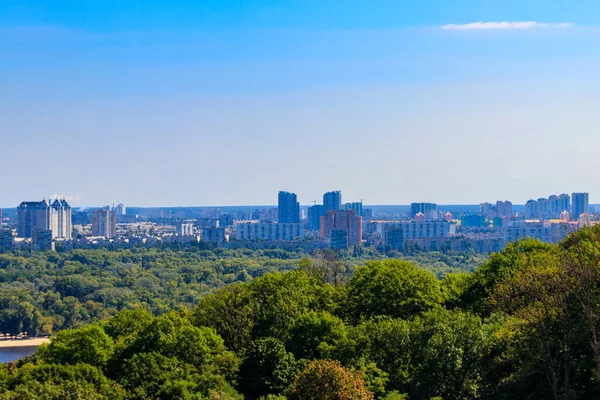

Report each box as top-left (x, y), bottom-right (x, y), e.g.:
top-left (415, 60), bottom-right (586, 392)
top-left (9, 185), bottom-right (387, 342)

top-left (0, 338), bottom-right (50, 348)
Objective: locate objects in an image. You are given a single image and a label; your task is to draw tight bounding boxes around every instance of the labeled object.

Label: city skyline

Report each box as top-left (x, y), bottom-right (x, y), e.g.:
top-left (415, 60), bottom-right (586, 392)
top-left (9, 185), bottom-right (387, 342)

top-left (1, 194), bottom-right (598, 209)
top-left (2, 1), bottom-right (600, 206)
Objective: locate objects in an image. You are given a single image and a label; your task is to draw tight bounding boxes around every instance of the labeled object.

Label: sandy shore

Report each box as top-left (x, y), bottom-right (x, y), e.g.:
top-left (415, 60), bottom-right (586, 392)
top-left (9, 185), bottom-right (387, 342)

top-left (0, 338), bottom-right (50, 348)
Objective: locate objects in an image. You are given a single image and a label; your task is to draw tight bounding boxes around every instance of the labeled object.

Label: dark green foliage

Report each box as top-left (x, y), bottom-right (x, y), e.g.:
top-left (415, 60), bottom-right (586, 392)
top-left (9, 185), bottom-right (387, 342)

top-left (9, 232), bottom-right (600, 399)
top-left (460, 239), bottom-right (553, 315)
top-left (237, 337), bottom-right (297, 399)
top-left (346, 260), bottom-right (443, 322)
top-left (3, 363), bottom-right (124, 399)
top-left (249, 270), bottom-right (337, 340)
top-left (192, 283), bottom-right (256, 353)
top-left (43, 324), bottom-right (114, 367)
top-left (285, 311), bottom-right (347, 360)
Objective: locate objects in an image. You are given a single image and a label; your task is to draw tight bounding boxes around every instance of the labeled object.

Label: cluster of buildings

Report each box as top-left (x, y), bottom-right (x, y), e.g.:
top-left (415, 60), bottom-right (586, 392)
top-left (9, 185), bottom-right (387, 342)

top-left (0, 192), bottom-right (595, 254)
top-left (235, 191), bottom-right (365, 249)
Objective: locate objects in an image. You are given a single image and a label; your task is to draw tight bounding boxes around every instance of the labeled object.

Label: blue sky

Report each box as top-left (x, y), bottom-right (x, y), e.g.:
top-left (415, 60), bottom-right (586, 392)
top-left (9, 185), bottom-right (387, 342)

top-left (1, 1), bottom-right (599, 207)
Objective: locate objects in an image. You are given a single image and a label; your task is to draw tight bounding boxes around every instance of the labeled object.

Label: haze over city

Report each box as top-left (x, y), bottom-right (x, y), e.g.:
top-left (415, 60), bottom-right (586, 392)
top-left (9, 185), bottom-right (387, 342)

top-left (2, 0), bottom-right (600, 207)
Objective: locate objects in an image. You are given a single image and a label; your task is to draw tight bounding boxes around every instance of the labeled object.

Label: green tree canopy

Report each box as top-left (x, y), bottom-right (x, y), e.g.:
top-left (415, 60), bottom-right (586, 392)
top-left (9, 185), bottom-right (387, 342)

top-left (346, 260), bottom-right (442, 322)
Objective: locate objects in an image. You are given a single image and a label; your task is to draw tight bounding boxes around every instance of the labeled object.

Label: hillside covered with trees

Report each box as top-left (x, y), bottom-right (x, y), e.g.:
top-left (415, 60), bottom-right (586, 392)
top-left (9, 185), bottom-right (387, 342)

top-left (3, 226), bottom-right (600, 398)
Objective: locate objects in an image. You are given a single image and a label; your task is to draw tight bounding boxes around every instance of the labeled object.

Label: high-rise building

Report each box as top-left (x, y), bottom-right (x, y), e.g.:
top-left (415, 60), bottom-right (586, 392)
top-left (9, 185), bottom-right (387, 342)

top-left (410, 203), bottom-right (436, 218)
top-left (177, 223), bottom-right (195, 236)
top-left (0, 229), bottom-right (12, 253)
top-left (278, 191), bottom-right (300, 223)
top-left (17, 199), bottom-right (72, 240)
top-left (202, 227), bottom-right (225, 243)
top-left (572, 193), bottom-right (589, 219)
top-left (51, 199), bottom-right (72, 240)
top-left (32, 229), bottom-right (54, 251)
top-left (479, 202), bottom-right (494, 217)
top-left (362, 208), bottom-right (373, 221)
top-left (496, 201), bottom-right (513, 219)
top-left (92, 207), bottom-right (117, 238)
top-left (320, 210), bottom-right (362, 249)
top-left (323, 191), bottom-right (342, 211)
top-left (114, 203), bottom-right (126, 215)
top-left (345, 202), bottom-right (363, 218)
top-left (308, 204), bottom-right (325, 231)
top-left (524, 194), bottom-right (570, 219)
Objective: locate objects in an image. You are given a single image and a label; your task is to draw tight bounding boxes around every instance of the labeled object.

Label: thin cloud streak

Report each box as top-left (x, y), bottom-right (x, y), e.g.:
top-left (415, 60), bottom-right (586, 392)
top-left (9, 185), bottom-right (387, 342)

top-left (441, 21), bottom-right (574, 31)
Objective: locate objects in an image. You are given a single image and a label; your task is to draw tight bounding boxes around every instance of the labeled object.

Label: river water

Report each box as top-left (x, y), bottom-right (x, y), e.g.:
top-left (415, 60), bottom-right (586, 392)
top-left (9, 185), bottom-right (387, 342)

top-left (0, 346), bottom-right (40, 363)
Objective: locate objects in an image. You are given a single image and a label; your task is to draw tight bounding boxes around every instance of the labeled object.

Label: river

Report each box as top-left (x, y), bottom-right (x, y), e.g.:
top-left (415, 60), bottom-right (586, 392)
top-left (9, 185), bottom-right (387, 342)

top-left (0, 346), bottom-right (40, 363)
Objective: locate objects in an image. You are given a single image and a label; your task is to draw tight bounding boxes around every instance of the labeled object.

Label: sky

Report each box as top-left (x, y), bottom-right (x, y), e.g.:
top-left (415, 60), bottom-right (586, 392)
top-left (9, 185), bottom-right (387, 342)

top-left (1, 0), bottom-right (600, 207)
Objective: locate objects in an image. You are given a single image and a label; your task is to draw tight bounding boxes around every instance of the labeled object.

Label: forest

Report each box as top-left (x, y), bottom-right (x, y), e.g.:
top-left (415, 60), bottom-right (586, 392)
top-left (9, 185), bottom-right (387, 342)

top-left (0, 246), bottom-right (483, 336)
top-left (2, 226), bottom-right (599, 398)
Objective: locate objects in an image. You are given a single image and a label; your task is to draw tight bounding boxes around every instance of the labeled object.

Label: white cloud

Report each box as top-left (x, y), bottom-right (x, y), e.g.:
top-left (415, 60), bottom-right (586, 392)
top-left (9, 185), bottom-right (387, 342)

top-left (441, 21), bottom-right (574, 31)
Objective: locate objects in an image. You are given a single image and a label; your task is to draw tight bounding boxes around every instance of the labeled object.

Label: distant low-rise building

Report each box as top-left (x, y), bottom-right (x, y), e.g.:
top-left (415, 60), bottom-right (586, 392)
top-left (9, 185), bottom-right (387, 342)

top-left (202, 227), bottom-right (226, 243)
top-left (235, 222), bottom-right (304, 241)
top-left (505, 221), bottom-right (551, 243)
top-left (219, 213), bottom-right (235, 227)
top-left (374, 221), bottom-right (450, 243)
top-left (461, 214), bottom-right (487, 228)
top-left (386, 227), bottom-right (404, 251)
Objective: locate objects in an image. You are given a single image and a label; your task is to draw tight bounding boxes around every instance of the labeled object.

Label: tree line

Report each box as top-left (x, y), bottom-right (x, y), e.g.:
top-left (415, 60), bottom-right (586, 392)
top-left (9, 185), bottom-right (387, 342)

top-left (0, 246), bottom-right (480, 338)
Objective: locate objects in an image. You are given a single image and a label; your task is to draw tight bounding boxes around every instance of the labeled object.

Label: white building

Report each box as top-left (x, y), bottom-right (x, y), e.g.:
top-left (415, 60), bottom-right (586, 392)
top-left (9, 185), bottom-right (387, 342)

top-left (372, 221), bottom-right (450, 243)
top-left (505, 221), bottom-right (551, 243)
top-left (177, 223), bottom-right (195, 236)
top-left (235, 222), bottom-right (304, 241)
top-left (114, 203), bottom-right (126, 215)
top-left (17, 199), bottom-right (72, 240)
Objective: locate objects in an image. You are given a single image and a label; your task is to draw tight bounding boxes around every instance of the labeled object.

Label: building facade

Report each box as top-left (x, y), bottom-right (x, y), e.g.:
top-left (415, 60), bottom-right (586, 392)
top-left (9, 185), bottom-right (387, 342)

top-left (278, 191), bottom-right (300, 223)
top-left (177, 223), bottom-right (195, 236)
top-left (495, 201), bottom-right (513, 219)
top-left (308, 204), bottom-right (325, 231)
top-left (374, 221), bottom-right (451, 243)
top-left (410, 202), bottom-right (437, 218)
top-left (323, 191), bottom-right (342, 211)
top-left (0, 229), bottom-right (13, 253)
top-left (235, 222), bottom-right (304, 241)
top-left (345, 202), bottom-right (363, 218)
top-left (505, 221), bottom-right (551, 243)
top-left (114, 203), bottom-right (126, 215)
top-left (32, 229), bottom-right (54, 251)
top-left (92, 208), bottom-right (117, 238)
top-left (320, 210), bottom-right (362, 248)
top-left (202, 227), bottom-right (226, 243)
top-left (17, 199), bottom-right (72, 240)
top-left (572, 193), bottom-right (589, 219)
top-left (525, 194), bottom-right (571, 219)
